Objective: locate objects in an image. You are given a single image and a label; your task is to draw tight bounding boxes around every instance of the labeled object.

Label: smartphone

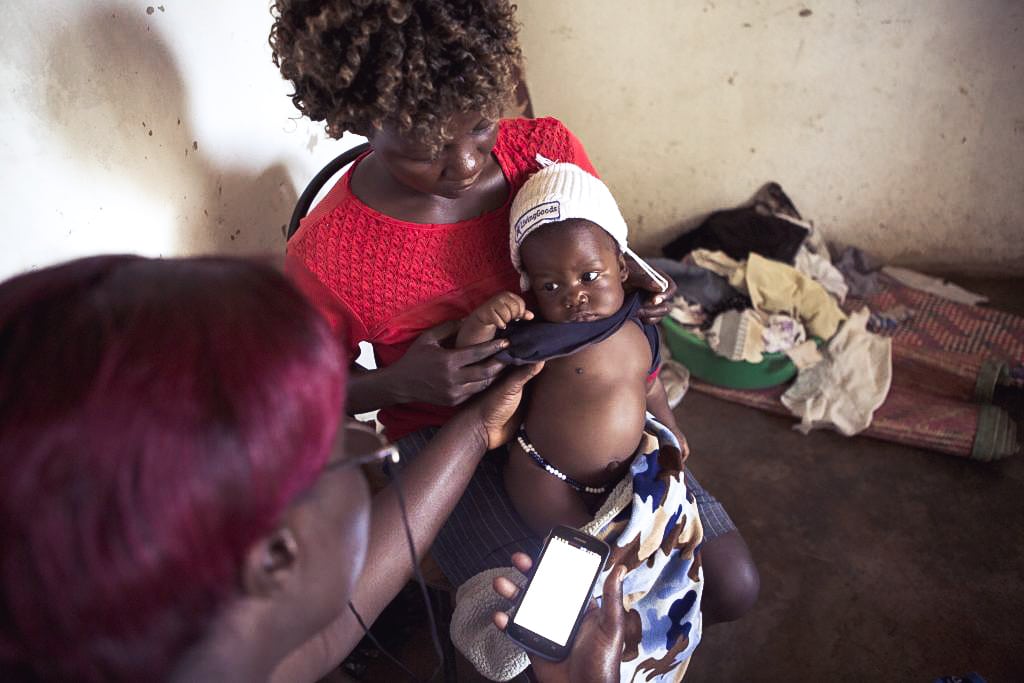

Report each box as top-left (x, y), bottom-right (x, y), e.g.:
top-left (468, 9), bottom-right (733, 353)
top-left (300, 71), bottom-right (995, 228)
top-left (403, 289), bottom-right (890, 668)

top-left (505, 525), bottom-right (611, 661)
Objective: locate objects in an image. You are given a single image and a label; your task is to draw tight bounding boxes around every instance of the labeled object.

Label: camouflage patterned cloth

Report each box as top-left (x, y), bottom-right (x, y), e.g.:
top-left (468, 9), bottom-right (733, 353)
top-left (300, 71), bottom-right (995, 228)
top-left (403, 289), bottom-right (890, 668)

top-left (450, 415), bottom-right (704, 682)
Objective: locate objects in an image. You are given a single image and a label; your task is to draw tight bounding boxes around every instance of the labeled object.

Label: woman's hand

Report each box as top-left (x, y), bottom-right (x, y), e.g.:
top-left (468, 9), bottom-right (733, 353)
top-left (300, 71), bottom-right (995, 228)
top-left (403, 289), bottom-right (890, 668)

top-left (387, 320), bottom-right (511, 406)
top-left (492, 553), bottom-right (626, 683)
top-left (626, 261), bottom-right (677, 325)
top-left (472, 363), bottom-right (544, 450)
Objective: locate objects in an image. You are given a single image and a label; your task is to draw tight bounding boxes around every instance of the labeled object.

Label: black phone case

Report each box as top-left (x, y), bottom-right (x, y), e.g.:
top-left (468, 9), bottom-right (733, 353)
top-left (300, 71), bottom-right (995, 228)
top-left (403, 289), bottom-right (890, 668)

top-left (506, 526), bottom-right (611, 661)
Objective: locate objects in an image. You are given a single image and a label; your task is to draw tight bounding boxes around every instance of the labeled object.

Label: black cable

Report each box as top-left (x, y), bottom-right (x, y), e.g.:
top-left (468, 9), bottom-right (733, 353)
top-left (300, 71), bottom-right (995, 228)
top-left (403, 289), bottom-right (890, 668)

top-left (346, 455), bottom-right (445, 682)
top-left (347, 600), bottom-right (421, 682)
top-left (389, 458), bottom-right (446, 681)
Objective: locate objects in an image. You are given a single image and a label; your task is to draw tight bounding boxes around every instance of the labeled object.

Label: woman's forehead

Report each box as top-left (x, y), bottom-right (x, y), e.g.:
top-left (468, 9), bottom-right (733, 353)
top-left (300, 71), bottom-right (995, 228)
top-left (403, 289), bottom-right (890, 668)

top-left (375, 110), bottom-right (488, 150)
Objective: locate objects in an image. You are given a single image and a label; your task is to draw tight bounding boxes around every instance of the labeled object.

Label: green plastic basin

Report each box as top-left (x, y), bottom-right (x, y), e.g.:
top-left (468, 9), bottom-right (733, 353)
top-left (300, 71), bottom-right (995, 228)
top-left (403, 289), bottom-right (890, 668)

top-left (660, 316), bottom-right (799, 390)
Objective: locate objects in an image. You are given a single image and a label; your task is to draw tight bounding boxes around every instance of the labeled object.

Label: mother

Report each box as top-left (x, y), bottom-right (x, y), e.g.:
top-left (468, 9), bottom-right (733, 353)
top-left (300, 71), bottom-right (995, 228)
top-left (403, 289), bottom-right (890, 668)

top-left (271, 0), bottom-right (758, 634)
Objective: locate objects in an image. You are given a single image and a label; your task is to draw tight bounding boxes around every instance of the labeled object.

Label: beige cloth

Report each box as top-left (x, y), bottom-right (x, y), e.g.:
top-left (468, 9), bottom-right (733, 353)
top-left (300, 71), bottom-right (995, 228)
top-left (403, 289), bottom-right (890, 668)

top-left (738, 253), bottom-right (847, 340)
top-left (690, 250), bottom-right (847, 340)
top-left (668, 296), bottom-right (707, 327)
top-left (781, 308), bottom-right (892, 436)
top-left (689, 248), bottom-right (744, 279)
top-left (784, 339), bottom-right (824, 370)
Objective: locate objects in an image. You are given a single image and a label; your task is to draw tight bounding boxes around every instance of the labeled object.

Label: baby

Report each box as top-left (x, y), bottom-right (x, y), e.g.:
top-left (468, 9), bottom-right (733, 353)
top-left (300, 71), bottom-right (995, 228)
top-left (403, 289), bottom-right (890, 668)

top-left (456, 159), bottom-right (675, 536)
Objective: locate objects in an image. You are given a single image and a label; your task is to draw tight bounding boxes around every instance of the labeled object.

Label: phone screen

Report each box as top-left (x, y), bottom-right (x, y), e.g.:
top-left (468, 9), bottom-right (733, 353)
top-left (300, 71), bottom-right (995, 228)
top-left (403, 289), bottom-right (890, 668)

top-left (512, 536), bottom-right (604, 646)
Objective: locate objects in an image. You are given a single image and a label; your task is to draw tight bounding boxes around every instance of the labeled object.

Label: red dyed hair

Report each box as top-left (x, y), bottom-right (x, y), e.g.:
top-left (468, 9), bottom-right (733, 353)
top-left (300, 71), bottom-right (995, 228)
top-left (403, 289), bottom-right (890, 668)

top-left (0, 256), bottom-right (347, 681)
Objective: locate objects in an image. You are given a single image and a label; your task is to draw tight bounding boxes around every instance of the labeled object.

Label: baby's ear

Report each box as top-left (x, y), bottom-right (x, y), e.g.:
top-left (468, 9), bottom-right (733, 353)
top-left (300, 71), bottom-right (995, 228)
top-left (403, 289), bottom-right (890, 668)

top-left (618, 253), bottom-right (628, 282)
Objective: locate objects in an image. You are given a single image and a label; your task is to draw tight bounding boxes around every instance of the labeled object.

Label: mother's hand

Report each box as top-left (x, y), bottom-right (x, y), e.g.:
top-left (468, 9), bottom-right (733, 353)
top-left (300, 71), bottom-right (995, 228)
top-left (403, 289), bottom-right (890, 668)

top-left (492, 553), bottom-right (625, 683)
top-left (388, 319), bottom-right (510, 406)
top-left (626, 261), bottom-right (677, 325)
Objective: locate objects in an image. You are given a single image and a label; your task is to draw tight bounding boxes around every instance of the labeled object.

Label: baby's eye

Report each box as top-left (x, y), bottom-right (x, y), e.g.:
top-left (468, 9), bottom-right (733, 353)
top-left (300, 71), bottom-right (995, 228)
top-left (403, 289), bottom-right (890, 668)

top-left (542, 282), bottom-right (559, 292)
top-left (581, 271), bottom-right (600, 283)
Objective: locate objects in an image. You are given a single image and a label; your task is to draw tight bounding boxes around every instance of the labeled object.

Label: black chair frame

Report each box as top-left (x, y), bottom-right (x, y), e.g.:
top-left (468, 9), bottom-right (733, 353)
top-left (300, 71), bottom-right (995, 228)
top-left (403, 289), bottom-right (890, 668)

top-left (286, 141), bottom-right (371, 240)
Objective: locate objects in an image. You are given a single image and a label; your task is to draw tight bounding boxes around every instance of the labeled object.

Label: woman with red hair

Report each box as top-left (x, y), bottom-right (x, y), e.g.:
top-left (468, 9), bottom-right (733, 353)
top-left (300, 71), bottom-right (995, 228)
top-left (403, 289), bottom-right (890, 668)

top-left (0, 255), bottom-right (622, 682)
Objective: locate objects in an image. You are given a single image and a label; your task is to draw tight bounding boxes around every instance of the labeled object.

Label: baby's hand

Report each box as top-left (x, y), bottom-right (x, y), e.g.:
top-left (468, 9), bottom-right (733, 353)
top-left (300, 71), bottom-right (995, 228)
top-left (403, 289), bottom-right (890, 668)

top-left (472, 292), bottom-right (533, 330)
top-left (457, 292), bottom-right (534, 348)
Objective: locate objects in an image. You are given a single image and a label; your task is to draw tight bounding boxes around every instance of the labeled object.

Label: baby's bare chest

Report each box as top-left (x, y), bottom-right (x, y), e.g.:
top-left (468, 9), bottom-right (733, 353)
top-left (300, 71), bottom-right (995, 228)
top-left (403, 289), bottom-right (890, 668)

top-left (518, 321), bottom-right (652, 484)
top-left (533, 323), bottom-right (652, 393)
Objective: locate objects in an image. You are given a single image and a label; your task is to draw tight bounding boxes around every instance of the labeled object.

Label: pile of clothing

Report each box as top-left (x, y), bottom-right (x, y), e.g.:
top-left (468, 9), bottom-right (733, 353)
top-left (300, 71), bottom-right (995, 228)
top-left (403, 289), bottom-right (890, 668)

top-left (655, 183), bottom-right (1020, 459)
top-left (653, 183), bottom-right (890, 437)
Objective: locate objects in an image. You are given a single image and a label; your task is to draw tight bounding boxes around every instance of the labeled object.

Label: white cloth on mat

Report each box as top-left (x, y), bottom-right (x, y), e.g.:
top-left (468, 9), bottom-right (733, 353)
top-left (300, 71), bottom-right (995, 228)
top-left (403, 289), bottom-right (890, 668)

top-left (781, 308), bottom-right (892, 435)
top-left (881, 266), bottom-right (988, 306)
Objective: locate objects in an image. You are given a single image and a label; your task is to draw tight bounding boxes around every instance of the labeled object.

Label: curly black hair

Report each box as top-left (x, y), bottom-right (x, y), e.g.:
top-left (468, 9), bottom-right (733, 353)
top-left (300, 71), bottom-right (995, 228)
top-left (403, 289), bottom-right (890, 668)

top-left (270, 0), bottom-right (522, 152)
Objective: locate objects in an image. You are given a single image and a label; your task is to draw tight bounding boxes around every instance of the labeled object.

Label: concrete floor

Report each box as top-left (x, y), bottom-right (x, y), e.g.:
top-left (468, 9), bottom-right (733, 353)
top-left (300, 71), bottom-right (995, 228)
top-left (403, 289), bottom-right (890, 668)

top-left (342, 279), bottom-right (1024, 683)
top-left (683, 279), bottom-right (1024, 682)
top-left (681, 387), bottom-right (1023, 681)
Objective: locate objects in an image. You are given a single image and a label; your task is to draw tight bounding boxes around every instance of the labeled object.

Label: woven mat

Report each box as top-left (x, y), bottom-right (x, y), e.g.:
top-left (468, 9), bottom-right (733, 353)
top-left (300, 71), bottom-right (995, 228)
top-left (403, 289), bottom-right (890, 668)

top-left (850, 276), bottom-right (1024, 363)
top-left (688, 276), bottom-right (1022, 459)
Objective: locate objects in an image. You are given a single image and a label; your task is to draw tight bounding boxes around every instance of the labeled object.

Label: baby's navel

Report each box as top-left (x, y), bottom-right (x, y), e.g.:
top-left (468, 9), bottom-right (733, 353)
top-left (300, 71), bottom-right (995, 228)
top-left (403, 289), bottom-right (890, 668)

top-left (575, 367), bottom-right (584, 374)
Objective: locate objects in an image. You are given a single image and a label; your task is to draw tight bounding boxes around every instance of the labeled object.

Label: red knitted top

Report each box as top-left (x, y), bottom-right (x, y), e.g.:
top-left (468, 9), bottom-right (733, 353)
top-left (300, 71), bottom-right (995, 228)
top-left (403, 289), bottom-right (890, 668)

top-left (287, 117), bottom-right (597, 439)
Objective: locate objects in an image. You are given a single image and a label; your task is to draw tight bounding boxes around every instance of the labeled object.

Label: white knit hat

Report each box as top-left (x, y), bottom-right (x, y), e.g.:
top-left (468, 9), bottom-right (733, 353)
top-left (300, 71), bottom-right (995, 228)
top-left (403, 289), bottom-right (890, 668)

top-left (509, 155), bottom-right (668, 293)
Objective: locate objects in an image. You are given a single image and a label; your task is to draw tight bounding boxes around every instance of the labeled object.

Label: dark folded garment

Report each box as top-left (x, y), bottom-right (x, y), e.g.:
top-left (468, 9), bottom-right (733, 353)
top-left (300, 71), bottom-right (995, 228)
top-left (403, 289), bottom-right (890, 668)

top-left (493, 292), bottom-right (660, 371)
top-left (646, 257), bottom-right (750, 319)
top-left (662, 207), bottom-right (809, 264)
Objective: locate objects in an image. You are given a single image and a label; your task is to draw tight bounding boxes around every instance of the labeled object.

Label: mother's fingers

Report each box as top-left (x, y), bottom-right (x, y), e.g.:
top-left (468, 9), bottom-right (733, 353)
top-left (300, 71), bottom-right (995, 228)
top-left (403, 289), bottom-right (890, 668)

top-left (451, 337), bottom-right (510, 366)
top-left (490, 553), bottom-right (534, 607)
top-left (453, 378), bottom-right (500, 405)
top-left (638, 304), bottom-right (671, 326)
top-left (493, 575), bottom-right (521, 600)
top-left (456, 358), bottom-right (507, 384)
top-left (510, 552), bottom-right (533, 573)
top-left (452, 360), bottom-right (515, 403)
top-left (492, 611), bottom-right (510, 631)
top-left (491, 551), bottom-right (538, 633)
top-left (417, 319), bottom-right (462, 345)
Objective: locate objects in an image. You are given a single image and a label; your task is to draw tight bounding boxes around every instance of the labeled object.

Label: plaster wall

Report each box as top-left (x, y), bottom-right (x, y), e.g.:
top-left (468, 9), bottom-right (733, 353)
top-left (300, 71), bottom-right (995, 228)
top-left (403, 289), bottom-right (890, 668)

top-left (517, 0), bottom-right (1024, 276)
top-left (0, 0), bottom-right (360, 280)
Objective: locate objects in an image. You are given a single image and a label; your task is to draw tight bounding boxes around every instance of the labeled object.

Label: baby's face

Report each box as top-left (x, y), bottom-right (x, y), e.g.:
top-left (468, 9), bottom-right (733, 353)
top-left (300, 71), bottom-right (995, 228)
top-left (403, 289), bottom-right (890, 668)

top-left (520, 219), bottom-right (628, 323)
